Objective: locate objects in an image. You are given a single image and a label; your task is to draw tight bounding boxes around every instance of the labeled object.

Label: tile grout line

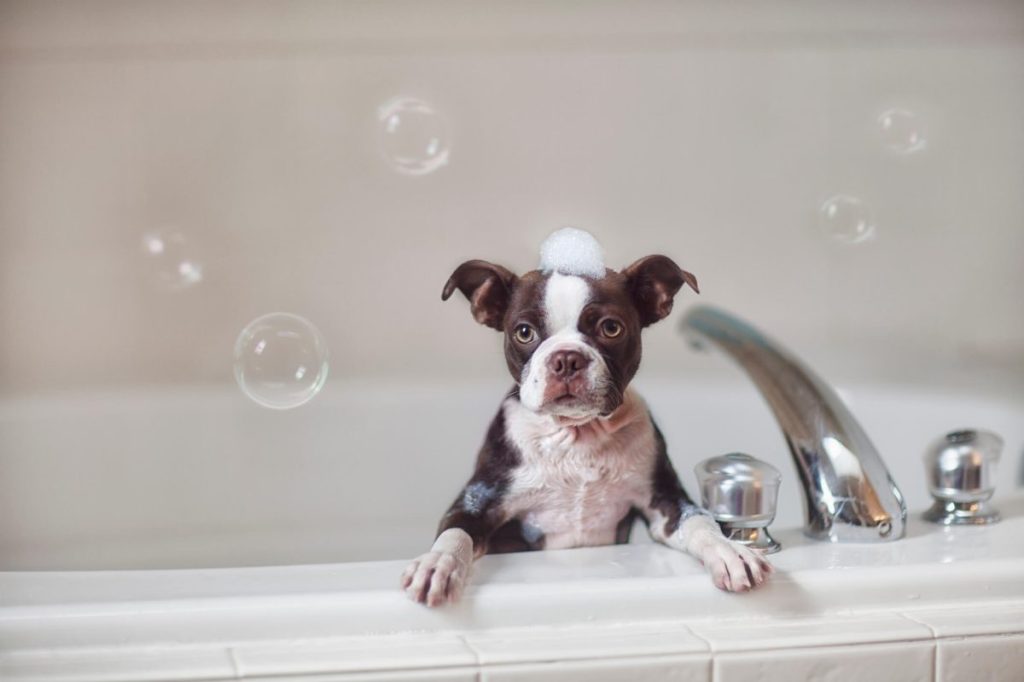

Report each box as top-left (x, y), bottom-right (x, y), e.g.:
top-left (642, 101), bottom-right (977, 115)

top-left (683, 624), bottom-right (717, 682)
top-left (455, 632), bottom-right (484, 681)
top-left (899, 611), bottom-right (940, 682)
top-left (226, 646), bottom-right (244, 680)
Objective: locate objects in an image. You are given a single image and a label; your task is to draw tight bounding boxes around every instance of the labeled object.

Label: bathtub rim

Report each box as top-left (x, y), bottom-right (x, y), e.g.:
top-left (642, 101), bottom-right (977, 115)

top-left (2, 495), bottom-right (1024, 680)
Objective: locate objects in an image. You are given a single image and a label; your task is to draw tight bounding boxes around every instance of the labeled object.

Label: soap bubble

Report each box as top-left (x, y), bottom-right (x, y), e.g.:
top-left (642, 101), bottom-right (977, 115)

top-left (141, 231), bottom-right (203, 290)
top-left (819, 195), bottom-right (876, 244)
top-left (377, 96), bottom-right (450, 175)
top-left (234, 313), bottom-right (329, 410)
top-left (878, 108), bottom-right (927, 154)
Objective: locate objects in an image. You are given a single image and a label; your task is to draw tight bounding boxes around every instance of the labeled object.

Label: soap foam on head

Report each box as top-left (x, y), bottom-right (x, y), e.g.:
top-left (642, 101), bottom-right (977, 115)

top-left (538, 227), bottom-right (606, 279)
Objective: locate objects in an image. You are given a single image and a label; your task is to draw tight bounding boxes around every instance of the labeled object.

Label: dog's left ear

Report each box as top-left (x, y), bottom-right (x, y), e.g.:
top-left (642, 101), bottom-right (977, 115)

top-left (442, 259), bottom-right (519, 330)
top-left (622, 255), bottom-right (699, 327)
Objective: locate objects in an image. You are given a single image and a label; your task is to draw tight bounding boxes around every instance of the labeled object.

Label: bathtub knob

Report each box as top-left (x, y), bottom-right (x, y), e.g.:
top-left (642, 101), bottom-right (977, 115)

top-left (695, 453), bottom-right (782, 554)
top-left (923, 429), bottom-right (1002, 525)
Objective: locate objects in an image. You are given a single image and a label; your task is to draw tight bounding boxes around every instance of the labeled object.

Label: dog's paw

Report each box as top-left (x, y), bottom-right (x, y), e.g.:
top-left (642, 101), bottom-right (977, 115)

top-left (699, 536), bottom-right (773, 592)
top-left (400, 551), bottom-right (469, 607)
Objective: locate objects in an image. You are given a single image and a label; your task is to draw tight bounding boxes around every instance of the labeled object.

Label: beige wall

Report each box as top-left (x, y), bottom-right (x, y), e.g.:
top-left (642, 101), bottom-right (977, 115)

top-left (2, 1), bottom-right (1023, 393)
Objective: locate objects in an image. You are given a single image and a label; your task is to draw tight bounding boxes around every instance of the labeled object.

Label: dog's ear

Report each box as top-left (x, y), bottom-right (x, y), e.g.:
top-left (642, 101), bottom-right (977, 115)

top-left (622, 255), bottom-right (699, 327)
top-left (442, 260), bottom-right (518, 330)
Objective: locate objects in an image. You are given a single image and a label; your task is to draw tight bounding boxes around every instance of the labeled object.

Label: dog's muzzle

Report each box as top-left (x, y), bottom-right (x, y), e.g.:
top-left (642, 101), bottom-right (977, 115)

top-left (520, 337), bottom-right (610, 417)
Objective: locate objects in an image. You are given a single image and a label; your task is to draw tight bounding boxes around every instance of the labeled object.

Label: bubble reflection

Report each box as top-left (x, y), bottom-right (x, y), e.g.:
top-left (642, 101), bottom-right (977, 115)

top-left (878, 108), bottom-right (927, 154)
top-left (377, 96), bottom-right (451, 176)
top-left (819, 195), bottom-right (876, 245)
top-left (141, 231), bottom-right (203, 291)
top-left (234, 313), bottom-right (329, 410)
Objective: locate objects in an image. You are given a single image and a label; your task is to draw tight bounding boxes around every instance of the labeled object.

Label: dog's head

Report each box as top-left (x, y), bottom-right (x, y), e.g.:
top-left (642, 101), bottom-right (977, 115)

top-left (442, 229), bottom-right (698, 422)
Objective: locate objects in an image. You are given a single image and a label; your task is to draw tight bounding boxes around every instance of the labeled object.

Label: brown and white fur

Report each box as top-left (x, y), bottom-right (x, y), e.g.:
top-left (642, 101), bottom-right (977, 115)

top-left (401, 238), bottom-right (772, 607)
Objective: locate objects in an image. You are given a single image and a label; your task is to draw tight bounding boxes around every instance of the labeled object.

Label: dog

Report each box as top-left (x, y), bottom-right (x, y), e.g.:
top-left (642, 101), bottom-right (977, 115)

top-left (401, 229), bottom-right (772, 607)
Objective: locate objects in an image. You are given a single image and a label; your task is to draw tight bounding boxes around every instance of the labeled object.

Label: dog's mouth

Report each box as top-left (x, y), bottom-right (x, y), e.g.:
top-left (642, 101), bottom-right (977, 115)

top-left (552, 395), bottom-right (588, 411)
top-left (547, 382), bottom-right (587, 403)
top-left (553, 391), bottom-right (581, 404)
top-left (541, 381), bottom-right (625, 420)
top-left (540, 382), bottom-right (605, 417)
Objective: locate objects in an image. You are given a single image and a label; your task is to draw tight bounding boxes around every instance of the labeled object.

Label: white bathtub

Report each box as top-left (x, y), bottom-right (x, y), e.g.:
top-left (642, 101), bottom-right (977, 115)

top-left (2, 377), bottom-right (1023, 681)
top-left (2, 0), bottom-right (1023, 678)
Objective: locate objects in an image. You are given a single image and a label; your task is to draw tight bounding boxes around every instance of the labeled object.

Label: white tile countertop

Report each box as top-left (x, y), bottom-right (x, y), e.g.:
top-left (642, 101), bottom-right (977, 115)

top-left (2, 496), bottom-right (1023, 681)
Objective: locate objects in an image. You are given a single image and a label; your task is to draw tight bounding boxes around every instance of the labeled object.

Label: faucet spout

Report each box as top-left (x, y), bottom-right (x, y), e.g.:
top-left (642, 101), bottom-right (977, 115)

top-left (680, 305), bottom-right (906, 542)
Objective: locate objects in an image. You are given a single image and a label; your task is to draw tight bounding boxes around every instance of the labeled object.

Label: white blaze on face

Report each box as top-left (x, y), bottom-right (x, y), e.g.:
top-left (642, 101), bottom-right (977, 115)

top-left (519, 272), bottom-right (609, 418)
top-left (543, 272), bottom-right (589, 331)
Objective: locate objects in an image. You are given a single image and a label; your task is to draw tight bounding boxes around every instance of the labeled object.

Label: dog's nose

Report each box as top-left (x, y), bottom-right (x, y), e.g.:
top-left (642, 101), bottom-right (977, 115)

top-left (547, 350), bottom-right (590, 379)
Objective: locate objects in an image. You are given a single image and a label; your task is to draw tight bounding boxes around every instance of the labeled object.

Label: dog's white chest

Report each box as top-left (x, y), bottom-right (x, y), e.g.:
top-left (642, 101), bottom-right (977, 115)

top-left (501, 390), bottom-right (657, 549)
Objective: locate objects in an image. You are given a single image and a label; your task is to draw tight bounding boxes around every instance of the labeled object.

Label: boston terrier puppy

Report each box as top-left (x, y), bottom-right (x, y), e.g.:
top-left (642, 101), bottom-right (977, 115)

top-left (402, 229), bottom-right (772, 607)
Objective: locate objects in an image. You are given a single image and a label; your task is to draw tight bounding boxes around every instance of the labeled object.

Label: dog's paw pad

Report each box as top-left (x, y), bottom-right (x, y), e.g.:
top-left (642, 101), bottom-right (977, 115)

top-left (701, 537), bottom-right (772, 593)
top-left (401, 551), bottom-right (469, 607)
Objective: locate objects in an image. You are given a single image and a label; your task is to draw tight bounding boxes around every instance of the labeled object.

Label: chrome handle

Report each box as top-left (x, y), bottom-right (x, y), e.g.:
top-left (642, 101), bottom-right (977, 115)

top-left (923, 429), bottom-right (1002, 525)
top-left (696, 453), bottom-right (782, 553)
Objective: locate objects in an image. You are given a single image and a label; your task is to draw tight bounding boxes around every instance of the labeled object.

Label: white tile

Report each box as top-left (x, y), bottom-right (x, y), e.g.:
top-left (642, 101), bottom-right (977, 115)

top-left (714, 641), bottom-right (935, 682)
top-left (0, 646), bottom-right (236, 682)
top-left (689, 612), bottom-right (933, 652)
top-left (249, 670), bottom-right (478, 682)
top-left (464, 620), bottom-right (708, 665)
top-left (481, 655), bottom-right (710, 682)
top-left (907, 601), bottom-right (1024, 638)
top-left (938, 634), bottom-right (1024, 682)
top-left (233, 633), bottom-right (478, 677)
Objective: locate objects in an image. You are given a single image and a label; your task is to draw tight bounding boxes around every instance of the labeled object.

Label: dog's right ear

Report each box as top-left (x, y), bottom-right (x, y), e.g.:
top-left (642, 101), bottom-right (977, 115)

top-left (442, 260), bottom-right (518, 330)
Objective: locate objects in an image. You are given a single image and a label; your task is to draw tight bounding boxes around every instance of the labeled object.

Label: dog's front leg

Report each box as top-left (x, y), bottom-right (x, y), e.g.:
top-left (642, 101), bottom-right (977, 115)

top-left (401, 481), bottom-right (508, 607)
top-left (648, 506), bottom-right (772, 592)
top-left (643, 425), bottom-right (772, 592)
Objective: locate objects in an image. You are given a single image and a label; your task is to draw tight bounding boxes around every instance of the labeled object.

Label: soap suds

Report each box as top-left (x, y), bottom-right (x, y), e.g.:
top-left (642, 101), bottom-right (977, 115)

top-left (538, 227), bottom-right (606, 279)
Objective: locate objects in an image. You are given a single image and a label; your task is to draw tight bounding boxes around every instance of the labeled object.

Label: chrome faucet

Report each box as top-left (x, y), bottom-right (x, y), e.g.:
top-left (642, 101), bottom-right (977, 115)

top-left (680, 305), bottom-right (907, 542)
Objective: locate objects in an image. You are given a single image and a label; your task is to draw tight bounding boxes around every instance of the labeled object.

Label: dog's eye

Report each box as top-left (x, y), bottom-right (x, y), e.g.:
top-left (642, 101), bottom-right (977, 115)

top-left (513, 324), bottom-right (537, 344)
top-left (599, 319), bottom-right (624, 339)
